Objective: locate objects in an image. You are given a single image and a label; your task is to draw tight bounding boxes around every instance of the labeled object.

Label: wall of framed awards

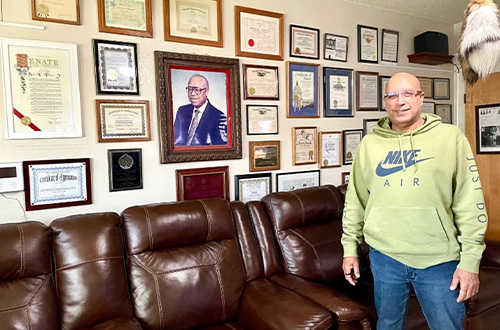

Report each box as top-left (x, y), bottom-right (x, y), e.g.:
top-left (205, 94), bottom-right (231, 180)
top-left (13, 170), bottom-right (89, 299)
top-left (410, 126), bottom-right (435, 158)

top-left (0, 0), bottom-right (456, 223)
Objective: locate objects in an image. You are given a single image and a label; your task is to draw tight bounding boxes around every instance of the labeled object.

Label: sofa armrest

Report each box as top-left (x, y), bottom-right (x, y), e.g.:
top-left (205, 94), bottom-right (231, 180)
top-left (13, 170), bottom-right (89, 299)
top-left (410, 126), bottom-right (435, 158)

top-left (482, 240), bottom-right (500, 268)
top-left (238, 279), bottom-right (332, 330)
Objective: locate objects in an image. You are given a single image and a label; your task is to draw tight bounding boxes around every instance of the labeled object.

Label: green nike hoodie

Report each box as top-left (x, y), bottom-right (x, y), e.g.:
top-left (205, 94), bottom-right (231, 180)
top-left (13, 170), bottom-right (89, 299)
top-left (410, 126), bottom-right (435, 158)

top-left (341, 114), bottom-right (487, 273)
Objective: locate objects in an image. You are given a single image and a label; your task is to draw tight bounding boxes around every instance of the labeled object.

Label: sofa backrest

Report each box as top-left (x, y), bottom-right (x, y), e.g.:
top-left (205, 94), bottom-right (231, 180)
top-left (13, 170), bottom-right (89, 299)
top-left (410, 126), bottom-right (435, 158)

top-left (121, 199), bottom-right (246, 330)
top-left (0, 221), bottom-right (58, 330)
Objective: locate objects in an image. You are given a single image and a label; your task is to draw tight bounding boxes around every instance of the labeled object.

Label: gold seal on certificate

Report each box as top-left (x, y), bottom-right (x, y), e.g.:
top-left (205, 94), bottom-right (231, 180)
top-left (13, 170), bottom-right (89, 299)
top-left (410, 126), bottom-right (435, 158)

top-left (21, 116), bottom-right (32, 126)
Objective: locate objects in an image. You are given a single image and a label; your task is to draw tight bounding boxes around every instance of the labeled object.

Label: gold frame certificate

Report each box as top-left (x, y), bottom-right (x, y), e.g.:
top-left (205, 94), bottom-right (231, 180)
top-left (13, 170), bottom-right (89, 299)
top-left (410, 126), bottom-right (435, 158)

top-left (97, 0), bottom-right (153, 38)
top-left (417, 77), bottom-right (433, 99)
top-left (292, 126), bottom-right (318, 165)
top-left (32, 0), bottom-right (80, 25)
top-left (243, 64), bottom-right (279, 100)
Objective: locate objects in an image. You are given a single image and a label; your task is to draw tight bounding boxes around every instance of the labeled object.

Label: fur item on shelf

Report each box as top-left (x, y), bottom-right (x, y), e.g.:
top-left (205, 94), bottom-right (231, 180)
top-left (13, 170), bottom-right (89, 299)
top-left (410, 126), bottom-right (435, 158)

top-left (459, 0), bottom-right (500, 85)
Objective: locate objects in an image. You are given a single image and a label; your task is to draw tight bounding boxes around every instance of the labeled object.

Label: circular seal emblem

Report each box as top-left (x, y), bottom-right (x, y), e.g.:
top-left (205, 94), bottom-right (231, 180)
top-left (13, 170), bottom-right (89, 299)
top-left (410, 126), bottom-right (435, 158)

top-left (106, 69), bottom-right (118, 83)
top-left (295, 47), bottom-right (301, 54)
top-left (37, 4), bottom-right (50, 17)
top-left (347, 151), bottom-right (352, 159)
top-left (248, 39), bottom-right (255, 47)
top-left (21, 116), bottom-right (32, 126)
top-left (191, 27), bottom-right (198, 33)
top-left (323, 159), bottom-right (328, 166)
top-left (118, 154), bottom-right (134, 170)
top-left (249, 87), bottom-right (256, 95)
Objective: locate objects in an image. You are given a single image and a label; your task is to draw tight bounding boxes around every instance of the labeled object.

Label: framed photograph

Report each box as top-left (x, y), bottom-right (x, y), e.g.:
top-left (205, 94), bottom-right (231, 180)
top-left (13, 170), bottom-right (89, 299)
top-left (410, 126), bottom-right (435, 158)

top-left (417, 77), bottom-right (433, 99)
top-left (234, 172), bottom-right (272, 203)
top-left (363, 118), bottom-right (379, 136)
top-left (324, 33), bottom-right (348, 62)
top-left (341, 172), bottom-right (350, 185)
top-left (433, 78), bottom-right (450, 100)
top-left (292, 126), bottom-right (318, 165)
top-left (235, 6), bottom-right (284, 61)
top-left (93, 39), bottom-right (139, 95)
top-left (290, 25), bottom-right (320, 59)
top-left (343, 129), bottom-right (363, 165)
top-left (276, 170), bottom-right (320, 192)
top-left (176, 166), bottom-right (229, 201)
top-left (319, 131), bottom-right (341, 168)
top-left (357, 24), bottom-right (378, 63)
top-left (422, 101), bottom-right (435, 114)
top-left (107, 149), bottom-right (142, 192)
top-left (97, 0), bottom-right (153, 38)
top-left (356, 71), bottom-right (379, 111)
top-left (23, 158), bottom-right (91, 211)
top-left (381, 29), bottom-right (399, 63)
top-left (379, 75), bottom-right (390, 111)
top-left (476, 103), bottom-right (500, 154)
top-left (163, 0), bottom-right (222, 47)
top-left (249, 140), bottom-right (280, 172)
top-left (243, 64), bottom-right (279, 100)
top-left (435, 104), bottom-right (452, 124)
top-left (286, 61), bottom-right (320, 118)
top-left (1, 38), bottom-right (82, 139)
top-left (155, 51), bottom-right (241, 163)
top-left (96, 100), bottom-right (151, 142)
top-left (32, 0), bottom-right (80, 25)
top-left (247, 105), bottom-right (278, 135)
top-left (323, 67), bottom-right (353, 117)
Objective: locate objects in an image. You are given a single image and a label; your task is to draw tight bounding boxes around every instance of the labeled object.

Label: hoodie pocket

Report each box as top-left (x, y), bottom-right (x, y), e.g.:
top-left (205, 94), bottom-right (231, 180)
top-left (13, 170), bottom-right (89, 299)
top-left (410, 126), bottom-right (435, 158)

top-left (364, 206), bottom-right (449, 257)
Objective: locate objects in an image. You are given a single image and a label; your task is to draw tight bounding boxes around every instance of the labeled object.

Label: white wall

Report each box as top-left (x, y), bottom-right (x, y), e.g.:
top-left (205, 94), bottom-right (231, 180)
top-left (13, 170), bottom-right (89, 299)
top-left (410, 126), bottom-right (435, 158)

top-left (0, 0), bottom-right (455, 224)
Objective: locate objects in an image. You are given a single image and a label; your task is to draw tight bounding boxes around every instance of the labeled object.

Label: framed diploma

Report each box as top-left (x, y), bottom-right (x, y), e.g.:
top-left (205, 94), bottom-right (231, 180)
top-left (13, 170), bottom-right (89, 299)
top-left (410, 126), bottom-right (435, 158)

top-left (319, 131), bottom-right (341, 168)
top-left (286, 61), bottom-right (320, 118)
top-left (249, 140), bottom-right (280, 172)
top-left (379, 75), bottom-right (390, 111)
top-left (356, 71), bottom-right (379, 111)
top-left (164, 0), bottom-right (222, 47)
top-left (235, 6), bottom-right (284, 61)
top-left (290, 25), bottom-right (320, 59)
top-left (435, 104), bottom-right (452, 124)
top-left (23, 158), bottom-right (92, 211)
top-left (96, 100), bottom-right (151, 142)
top-left (243, 64), bottom-right (279, 100)
top-left (93, 39), bottom-right (139, 95)
top-left (292, 126), bottom-right (318, 165)
top-left (433, 78), bottom-right (450, 100)
top-left (32, 0), bottom-right (80, 25)
top-left (107, 149), bottom-right (143, 191)
top-left (341, 172), bottom-right (350, 185)
top-left (363, 118), bottom-right (379, 136)
top-left (175, 166), bottom-right (229, 201)
top-left (357, 25), bottom-right (378, 63)
top-left (342, 129), bottom-right (363, 165)
top-left (246, 105), bottom-right (278, 135)
top-left (417, 77), bottom-right (433, 99)
top-left (1, 38), bottom-right (82, 139)
top-left (422, 101), bottom-right (435, 114)
top-left (97, 0), bottom-right (153, 38)
top-left (475, 103), bottom-right (500, 154)
top-left (324, 33), bottom-right (348, 62)
top-left (323, 67), bottom-right (353, 117)
top-left (234, 172), bottom-right (272, 203)
top-left (381, 29), bottom-right (399, 63)
top-left (276, 170), bottom-right (320, 192)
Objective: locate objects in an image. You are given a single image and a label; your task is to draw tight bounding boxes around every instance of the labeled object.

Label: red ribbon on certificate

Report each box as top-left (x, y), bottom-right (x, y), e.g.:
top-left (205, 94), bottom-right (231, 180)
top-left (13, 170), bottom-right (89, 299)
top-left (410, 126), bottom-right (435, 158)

top-left (13, 108), bottom-right (41, 131)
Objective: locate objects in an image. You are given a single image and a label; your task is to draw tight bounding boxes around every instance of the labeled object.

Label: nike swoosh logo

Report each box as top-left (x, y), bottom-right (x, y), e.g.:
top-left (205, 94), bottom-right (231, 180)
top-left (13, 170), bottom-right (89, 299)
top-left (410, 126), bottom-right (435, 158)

top-left (375, 157), bottom-right (433, 177)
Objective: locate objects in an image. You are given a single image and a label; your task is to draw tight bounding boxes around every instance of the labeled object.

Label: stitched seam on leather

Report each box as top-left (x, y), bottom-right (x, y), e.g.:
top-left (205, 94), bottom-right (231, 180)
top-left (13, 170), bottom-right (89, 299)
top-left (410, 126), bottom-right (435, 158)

top-left (225, 324), bottom-right (238, 330)
top-left (18, 224), bottom-right (25, 277)
top-left (311, 314), bottom-right (332, 330)
top-left (200, 200), bottom-right (212, 241)
top-left (24, 306), bottom-right (32, 330)
top-left (144, 206), bottom-right (154, 251)
top-left (56, 256), bottom-right (122, 271)
top-left (0, 275), bottom-right (50, 312)
top-left (267, 195), bottom-right (291, 273)
top-left (291, 191), bottom-right (305, 226)
top-left (215, 262), bottom-right (227, 322)
top-left (289, 229), bottom-right (326, 281)
top-left (154, 276), bottom-right (164, 330)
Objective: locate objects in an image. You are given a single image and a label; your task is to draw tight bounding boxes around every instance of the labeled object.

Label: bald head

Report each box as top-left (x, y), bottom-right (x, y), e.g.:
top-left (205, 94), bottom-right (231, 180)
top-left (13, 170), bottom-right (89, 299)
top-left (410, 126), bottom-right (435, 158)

top-left (385, 72), bottom-right (421, 94)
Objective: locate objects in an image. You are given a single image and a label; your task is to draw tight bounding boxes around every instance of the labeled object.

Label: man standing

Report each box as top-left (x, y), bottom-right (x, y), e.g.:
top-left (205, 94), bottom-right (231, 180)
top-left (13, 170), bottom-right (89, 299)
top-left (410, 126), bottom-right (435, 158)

top-left (341, 72), bottom-right (487, 329)
top-left (173, 74), bottom-right (227, 146)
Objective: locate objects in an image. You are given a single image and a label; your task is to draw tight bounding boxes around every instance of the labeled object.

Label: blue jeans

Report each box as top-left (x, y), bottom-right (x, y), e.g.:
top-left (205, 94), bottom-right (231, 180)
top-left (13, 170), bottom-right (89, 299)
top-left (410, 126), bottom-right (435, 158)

top-left (369, 248), bottom-right (465, 330)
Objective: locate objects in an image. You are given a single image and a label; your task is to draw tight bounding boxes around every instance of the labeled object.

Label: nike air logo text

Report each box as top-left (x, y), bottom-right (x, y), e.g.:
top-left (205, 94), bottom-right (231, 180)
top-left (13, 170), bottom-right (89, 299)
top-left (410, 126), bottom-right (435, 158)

top-left (375, 149), bottom-right (433, 177)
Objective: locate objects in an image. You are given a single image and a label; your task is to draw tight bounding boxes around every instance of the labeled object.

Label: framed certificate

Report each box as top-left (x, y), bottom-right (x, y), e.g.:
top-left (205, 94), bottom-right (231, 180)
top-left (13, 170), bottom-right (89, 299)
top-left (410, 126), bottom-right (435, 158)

top-left (234, 172), bottom-right (272, 203)
top-left (363, 118), bottom-right (379, 136)
top-left (435, 104), bottom-right (452, 123)
top-left (290, 25), bottom-right (320, 59)
top-left (417, 77), bottom-right (433, 99)
top-left (96, 100), bottom-right (151, 142)
top-left (422, 101), bottom-right (435, 114)
top-left (276, 170), bottom-right (320, 192)
top-left (357, 24), bottom-right (378, 63)
top-left (107, 149), bottom-right (143, 192)
top-left (323, 67), bottom-right (353, 117)
top-left (1, 38), bottom-right (82, 139)
top-left (341, 172), bottom-right (350, 185)
top-left (23, 158), bottom-right (92, 211)
top-left (324, 33), bottom-right (348, 62)
top-left (249, 140), bottom-right (280, 172)
top-left (476, 103), bottom-right (500, 154)
top-left (319, 131), bottom-right (341, 168)
top-left (286, 61), bottom-right (320, 118)
top-left (343, 129), bottom-right (363, 165)
top-left (32, 0), bottom-right (80, 25)
top-left (433, 78), bottom-right (451, 100)
top-left (356, 71), bottom-right (379, 111)
top-left (97, 0), bottom-right (153, 38)
top-left (246, 105), bottom-right (278, 135)
top-left (235, 6), bottom-right (284, 61)
top-left (379, 75), bottom-right (390, 111)
top-left (93, 39), bottom-right (139, 95)
top-left (243, 64), bottom-right (279, 100)
top-left (381, 29), bottom-right (399, 63)
top-left (164, 0), bottom-right (222, 47)
top-left (175, 166), bottom-right (229, 201)
top-left (292, 126), bottom-right (318, 165)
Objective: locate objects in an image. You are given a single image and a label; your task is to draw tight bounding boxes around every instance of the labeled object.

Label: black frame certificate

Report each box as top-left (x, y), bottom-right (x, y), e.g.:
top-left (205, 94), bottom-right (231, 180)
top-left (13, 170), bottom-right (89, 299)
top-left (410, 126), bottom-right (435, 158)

top-left (357, 25), bottom-right (378, 63)
top-left (324, 33), bottom-right (348, 62)
top-left (243, 64), bottom-right (279, 100)
top-left (433, 78), bottom-right (451, 100)
top-left (290, 25), bottom-right (320, 59)
top-left (381, 29), bottom-right (399, 63)
top-left (323, 67), bottom-right (353, 117)
top-left (108, 149), bottom-right (143, 191)
top-left (234, 173), bottom-right (272, 203)
top-left (343, 129), bottom-right (363, 165)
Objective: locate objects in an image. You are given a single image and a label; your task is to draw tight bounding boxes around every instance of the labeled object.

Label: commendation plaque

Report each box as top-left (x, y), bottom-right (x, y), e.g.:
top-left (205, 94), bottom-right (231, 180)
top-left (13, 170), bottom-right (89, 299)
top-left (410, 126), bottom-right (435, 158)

top-left (108, 149), bottom-right (143, 191)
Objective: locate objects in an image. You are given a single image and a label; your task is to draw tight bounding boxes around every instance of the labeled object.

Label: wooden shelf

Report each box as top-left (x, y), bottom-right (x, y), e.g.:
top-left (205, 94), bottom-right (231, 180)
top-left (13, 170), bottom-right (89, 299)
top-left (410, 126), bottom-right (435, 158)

top-left (407, 52), bottom-right (453, 65)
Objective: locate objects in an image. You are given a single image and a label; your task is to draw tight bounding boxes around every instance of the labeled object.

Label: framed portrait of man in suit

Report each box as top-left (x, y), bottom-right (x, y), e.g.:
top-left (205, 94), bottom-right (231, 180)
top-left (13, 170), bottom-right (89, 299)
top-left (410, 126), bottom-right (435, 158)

top-left (155, 51), bottom-right (242, 163)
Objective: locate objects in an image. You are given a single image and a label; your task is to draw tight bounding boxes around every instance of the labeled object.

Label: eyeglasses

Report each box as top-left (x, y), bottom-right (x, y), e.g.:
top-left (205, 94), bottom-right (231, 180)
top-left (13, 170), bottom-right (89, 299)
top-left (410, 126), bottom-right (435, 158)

top-left (186, 87), bottom-right (207, 95)
top-left (384, 90), bottom-right (422, 101)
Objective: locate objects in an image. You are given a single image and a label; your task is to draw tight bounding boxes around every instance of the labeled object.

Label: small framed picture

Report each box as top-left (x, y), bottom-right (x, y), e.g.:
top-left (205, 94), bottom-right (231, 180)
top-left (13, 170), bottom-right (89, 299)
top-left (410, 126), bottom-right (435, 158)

top-left (476, 103), bottom-right (500, 154)
top-left (341, 172), bottom-right (350, 185)
top-left (175, 166), bottom-right (229, 201)
top-left (93, 39), bottom-right (139, 95)
top-left (292, 126), bottom-right (318, 165)
top-left (422, 101), bottom-right (435, 114)
top-left (381, 29), bottom-right (399, 63)
top-left (286, 61), bottom-right (320, 118)
top-left (435, 104), bottom-right (452, 124)
top-left (107, 149), bottom-right (143, 192)
top-left (323, 67), bottom-right (354, 117)
top-left (290, 25), bottom-right (320, 59)
top-left (417, 77), bottom-right (433, 99)
top-left (32, 0), bottom-right (80, 25)
top-left (97, 0), bottom-right (153, 38)
top-left (319, 131), bottom-right (341, 168)
top-left (357, 71), bottom-right (379, 111)
top-left (357, 24), bottom-right (378, 63)
top-left (246, 105), bottom-right (278, 135)
top-left (379, 75), bottom-right (390, 111)
top-left (343, 129), bottom-right (363, 165)
top-left (243, 64), bottom-right (279, 100)
top-left (433, 78), bottom-right (451, 100)
top-left (276, 170), bottom-right (320, 192)
top-left (363, 118), bottom-right (379, 136)
top-left (324, 33), bottom-right (348, 62)
top-left (234, 172), bottom-right (272, 203)
top-left (249, 140), bottom-right (281, 172)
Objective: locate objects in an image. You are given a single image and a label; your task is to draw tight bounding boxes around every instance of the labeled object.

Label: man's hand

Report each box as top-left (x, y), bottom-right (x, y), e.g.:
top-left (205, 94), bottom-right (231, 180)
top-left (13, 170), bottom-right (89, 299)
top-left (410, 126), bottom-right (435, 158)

top-left (342, 257), bottom-right (360, 286)
top-left (450, 268), bottom-right (480, 302)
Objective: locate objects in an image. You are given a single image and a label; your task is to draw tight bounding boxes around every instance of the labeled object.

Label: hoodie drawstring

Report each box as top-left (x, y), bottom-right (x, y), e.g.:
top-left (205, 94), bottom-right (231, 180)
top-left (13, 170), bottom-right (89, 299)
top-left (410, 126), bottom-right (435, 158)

top-left (410, 133), bottom-right (418, 172)
top-left (398, 133), bottom-right (419, 173)
top-left (398, 134), bottom-right (406, 172)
